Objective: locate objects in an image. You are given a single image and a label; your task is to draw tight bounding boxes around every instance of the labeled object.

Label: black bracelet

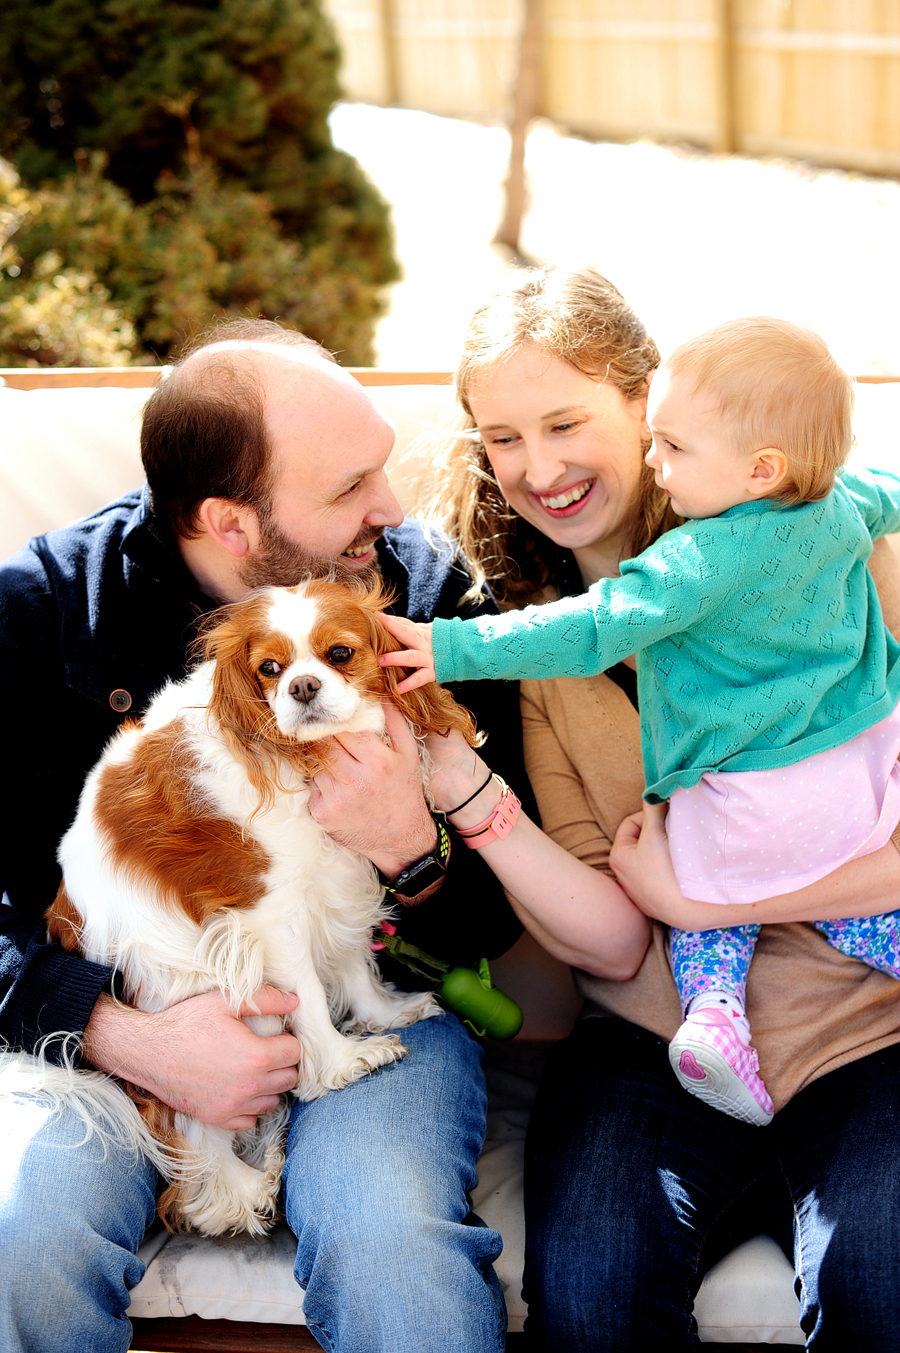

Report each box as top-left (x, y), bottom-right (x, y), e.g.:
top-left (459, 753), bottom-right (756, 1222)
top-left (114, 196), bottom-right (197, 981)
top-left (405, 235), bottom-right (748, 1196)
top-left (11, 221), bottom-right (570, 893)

top-left (444, 768), bottom-right (494, 818)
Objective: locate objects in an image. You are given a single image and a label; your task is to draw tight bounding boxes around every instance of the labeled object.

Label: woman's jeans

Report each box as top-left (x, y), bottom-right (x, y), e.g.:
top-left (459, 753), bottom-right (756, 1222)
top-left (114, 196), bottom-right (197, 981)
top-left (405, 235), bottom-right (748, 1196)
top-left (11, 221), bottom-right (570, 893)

top-left (523, 1016), bottom-right (900, 1351)
top-left (0, 1014), bottom-right (505, 1353)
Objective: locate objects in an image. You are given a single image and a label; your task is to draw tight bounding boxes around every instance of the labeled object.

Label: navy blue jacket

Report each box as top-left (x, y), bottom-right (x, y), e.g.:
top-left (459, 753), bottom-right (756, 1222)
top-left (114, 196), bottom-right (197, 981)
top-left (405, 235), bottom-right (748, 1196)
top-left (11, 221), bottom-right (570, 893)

top-left (0, 488), bottom-right (525, 1056)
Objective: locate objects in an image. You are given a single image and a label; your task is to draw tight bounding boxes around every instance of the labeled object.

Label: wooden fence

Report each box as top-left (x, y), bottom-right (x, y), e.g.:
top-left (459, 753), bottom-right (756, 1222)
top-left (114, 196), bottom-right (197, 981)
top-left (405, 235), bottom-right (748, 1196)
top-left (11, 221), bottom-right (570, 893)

top-left (325, 0), bottom-right (900, 174)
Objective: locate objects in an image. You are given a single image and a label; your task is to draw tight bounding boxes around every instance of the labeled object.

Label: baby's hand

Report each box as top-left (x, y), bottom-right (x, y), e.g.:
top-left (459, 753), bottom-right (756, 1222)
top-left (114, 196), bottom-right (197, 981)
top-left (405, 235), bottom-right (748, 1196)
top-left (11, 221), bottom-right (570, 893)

top-left (377, 613), bottom-right (437, 693)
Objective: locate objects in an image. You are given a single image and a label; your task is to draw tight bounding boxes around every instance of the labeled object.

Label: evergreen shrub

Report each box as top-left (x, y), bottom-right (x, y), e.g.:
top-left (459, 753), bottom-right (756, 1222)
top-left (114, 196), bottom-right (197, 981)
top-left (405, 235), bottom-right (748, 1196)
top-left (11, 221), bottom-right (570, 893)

top-left (0, 0), bottom-right (398, 365)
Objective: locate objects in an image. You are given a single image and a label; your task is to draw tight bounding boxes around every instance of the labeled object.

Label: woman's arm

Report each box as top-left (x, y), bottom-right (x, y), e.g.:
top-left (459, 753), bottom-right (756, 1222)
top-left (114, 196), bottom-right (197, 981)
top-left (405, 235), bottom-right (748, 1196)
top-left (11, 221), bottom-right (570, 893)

top-left (426, 730), bottom-right (650, 980)
top-left (610, 801), bottom-right (900, 930)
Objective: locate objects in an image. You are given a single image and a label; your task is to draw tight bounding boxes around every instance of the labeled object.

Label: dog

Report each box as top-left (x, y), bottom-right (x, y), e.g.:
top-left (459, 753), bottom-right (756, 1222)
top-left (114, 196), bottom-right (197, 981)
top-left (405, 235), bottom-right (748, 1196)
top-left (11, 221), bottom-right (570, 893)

top-left (43, 575), bottom-right (480, 1237)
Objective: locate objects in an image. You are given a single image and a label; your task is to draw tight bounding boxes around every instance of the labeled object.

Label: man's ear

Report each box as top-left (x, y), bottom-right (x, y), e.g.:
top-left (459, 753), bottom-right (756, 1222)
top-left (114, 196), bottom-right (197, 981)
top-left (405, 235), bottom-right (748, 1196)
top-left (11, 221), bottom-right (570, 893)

top-left (196, 498), bottom-right (260, 559)
top-left (747, 449), bottom-right (790, 499)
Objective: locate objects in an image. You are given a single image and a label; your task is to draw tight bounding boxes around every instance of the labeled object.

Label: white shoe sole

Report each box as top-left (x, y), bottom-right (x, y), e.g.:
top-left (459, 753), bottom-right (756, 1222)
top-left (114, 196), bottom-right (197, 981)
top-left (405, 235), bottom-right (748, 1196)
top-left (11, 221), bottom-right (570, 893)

top-left (669, 1035), bottom-right (774, 1127)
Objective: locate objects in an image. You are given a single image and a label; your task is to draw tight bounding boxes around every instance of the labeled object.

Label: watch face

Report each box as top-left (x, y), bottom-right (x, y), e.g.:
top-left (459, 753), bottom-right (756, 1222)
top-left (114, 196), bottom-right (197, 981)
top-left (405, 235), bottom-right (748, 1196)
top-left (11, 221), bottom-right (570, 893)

top-left (396, 855), bottom-right (444, 891)
top-left (383, 819), bottom-right (450, 896)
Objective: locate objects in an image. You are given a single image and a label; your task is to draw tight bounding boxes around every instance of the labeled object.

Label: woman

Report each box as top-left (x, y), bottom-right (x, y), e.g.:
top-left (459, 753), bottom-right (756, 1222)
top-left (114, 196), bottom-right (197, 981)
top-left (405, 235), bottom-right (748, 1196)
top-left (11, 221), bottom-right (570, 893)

top-left (420, 267), bottom-right (900, 1350)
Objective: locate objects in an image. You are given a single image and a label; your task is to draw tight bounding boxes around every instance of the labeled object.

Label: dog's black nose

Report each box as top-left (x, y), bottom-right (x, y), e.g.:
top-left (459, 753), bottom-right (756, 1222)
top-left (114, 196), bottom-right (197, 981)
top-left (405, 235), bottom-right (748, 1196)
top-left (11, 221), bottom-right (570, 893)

top-left (289, 675), bottom-right (322, 704)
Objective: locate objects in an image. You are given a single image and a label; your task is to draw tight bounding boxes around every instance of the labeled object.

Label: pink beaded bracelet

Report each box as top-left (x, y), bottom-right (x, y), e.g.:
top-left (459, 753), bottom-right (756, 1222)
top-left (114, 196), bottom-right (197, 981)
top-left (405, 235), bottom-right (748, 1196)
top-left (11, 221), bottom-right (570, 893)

top-left (454, 774), bottom-right (522, 849)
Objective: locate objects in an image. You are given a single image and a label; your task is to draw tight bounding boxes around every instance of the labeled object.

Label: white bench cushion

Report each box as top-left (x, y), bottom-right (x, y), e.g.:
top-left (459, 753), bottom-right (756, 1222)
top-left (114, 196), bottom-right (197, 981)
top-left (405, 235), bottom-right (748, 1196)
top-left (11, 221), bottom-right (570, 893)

top-left (130, 1050), bottom-right (804, 1342)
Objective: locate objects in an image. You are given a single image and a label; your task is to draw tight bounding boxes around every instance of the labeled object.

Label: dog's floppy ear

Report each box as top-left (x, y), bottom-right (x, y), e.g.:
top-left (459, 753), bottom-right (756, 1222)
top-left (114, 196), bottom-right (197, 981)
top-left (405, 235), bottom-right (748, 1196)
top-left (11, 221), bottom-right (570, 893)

top-left (390, 675), bottom-right (484, 749)
top-left (371, 607), bottom-right (483, 749)
top-left (197, 598), bottom-right (274, 748)
top-left (46, 882), bottom-right (84, 955)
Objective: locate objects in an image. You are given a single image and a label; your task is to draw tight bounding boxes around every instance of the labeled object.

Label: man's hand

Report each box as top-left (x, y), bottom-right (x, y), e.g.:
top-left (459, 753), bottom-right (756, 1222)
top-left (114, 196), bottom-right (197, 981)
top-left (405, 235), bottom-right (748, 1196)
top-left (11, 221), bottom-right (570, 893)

top-left (83, 986), bottom-right (302, 1130)
top-left (376, 612), bottom-right (436, 693)
top-left (308, 698), bottom-right (437, 881)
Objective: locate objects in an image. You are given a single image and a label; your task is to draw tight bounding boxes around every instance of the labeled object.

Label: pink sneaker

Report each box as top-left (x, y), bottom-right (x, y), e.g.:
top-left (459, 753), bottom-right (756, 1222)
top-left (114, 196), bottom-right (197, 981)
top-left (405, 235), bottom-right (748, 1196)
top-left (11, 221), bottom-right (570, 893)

top-left (669, 1008), bottom-right (774, 1127)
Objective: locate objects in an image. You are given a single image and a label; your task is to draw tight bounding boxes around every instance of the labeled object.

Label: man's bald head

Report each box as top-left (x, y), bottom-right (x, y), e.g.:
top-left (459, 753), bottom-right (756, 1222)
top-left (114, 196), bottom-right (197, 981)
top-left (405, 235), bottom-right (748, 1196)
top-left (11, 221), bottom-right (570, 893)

top-left (141, 320), bottom-right (336, 542)
top-left (140, 319), bottom-right (401, 599)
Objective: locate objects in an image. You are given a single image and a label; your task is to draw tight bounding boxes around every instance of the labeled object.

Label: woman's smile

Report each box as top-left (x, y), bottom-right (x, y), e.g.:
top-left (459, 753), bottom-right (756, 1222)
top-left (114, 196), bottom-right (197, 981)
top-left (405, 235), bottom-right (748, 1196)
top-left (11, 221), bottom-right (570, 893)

top-left (534, 476), bottom-right (596, 515)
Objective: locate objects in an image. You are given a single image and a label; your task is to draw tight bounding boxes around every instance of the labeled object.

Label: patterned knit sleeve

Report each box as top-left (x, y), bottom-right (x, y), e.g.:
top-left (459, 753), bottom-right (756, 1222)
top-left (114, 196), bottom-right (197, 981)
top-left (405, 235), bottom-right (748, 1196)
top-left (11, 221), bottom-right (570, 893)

top-left (431, 525), bottom-right (736, 684)
top-left (841, 465), bottom-right (900, 538)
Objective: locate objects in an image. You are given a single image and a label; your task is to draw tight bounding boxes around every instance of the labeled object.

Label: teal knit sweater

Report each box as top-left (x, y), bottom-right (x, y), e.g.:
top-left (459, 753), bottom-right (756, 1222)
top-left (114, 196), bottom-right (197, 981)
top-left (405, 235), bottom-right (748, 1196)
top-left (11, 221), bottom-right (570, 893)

top-left (433, 466), bottom-right (900, 803)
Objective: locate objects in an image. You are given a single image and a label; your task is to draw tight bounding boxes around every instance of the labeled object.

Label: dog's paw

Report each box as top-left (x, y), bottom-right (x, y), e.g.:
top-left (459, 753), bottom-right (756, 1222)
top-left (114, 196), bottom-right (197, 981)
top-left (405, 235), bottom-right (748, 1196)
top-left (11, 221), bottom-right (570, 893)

top-left (384, 991), bottom-right (442, 1029)
top-left (296, 1033), bottom-right (408, 1099)
top-left (168, 1151), bottom-right (284, 1237)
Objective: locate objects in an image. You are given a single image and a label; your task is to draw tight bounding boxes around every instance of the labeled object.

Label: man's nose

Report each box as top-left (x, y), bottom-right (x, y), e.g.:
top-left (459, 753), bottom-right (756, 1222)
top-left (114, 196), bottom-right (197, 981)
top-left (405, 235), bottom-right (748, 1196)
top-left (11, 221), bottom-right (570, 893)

top-left (365, 470), bottom-right (404, 527)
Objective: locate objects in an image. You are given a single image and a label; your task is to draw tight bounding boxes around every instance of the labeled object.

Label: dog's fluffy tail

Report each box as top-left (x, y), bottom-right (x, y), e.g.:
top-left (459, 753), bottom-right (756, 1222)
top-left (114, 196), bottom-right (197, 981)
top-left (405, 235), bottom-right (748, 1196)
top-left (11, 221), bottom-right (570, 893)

top-left (0, 1037), bottom-right (179, 1178)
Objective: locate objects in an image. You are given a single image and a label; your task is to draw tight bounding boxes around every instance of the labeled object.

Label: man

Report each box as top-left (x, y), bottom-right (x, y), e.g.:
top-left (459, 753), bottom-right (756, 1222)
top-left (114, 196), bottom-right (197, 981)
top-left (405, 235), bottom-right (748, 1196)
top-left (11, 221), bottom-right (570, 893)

top-left (0, 321), bottom-right (524, 1352)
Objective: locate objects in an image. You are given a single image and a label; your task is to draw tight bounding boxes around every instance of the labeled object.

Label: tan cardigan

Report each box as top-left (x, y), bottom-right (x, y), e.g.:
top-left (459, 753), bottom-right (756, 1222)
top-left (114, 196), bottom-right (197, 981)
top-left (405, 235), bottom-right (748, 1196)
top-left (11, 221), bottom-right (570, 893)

top-left (519, 536), bottom-right (900, 1112)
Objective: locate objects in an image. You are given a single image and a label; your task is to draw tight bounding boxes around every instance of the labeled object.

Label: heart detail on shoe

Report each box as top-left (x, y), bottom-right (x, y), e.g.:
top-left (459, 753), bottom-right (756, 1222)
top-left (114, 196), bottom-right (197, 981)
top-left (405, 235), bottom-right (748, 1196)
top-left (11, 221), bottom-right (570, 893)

top-left (679, 1051), bottom-right (707, 1081)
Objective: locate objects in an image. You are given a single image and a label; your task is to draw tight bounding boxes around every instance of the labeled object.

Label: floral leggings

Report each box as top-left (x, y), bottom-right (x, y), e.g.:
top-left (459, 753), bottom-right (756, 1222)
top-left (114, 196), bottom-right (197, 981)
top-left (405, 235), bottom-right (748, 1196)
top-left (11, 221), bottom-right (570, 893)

top-left (670, 910), bottom-right (900, 1013)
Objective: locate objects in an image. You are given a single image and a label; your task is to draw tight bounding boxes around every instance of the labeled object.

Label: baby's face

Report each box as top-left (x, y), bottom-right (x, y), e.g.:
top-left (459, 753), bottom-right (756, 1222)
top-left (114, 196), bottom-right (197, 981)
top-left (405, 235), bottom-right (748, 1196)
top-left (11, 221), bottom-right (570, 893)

top-left (646, 368), bottom-right (758, 519)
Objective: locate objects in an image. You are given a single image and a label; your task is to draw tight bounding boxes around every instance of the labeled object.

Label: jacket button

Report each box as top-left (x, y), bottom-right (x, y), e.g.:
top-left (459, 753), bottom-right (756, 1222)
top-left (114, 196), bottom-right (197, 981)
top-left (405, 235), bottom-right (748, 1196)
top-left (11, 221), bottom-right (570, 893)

top-left (109, 689), bottom-right (132, 712)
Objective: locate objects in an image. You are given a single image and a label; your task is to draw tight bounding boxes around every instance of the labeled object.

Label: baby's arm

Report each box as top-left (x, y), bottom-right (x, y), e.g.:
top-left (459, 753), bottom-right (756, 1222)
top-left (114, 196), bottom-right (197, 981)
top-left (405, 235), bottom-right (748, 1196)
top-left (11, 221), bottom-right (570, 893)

top-left (382, 528), bottom-right (730, 689)
top-left (845, 465), bottom-right (900, 539)
top-left (379, 598), bottom-right (611, 691)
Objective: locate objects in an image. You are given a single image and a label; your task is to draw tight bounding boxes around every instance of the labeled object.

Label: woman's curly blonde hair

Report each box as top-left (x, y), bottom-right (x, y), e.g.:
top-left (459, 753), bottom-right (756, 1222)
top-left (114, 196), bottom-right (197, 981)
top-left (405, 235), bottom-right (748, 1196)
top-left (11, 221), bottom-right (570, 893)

top-left (420, 266), bottom-right (678, 606)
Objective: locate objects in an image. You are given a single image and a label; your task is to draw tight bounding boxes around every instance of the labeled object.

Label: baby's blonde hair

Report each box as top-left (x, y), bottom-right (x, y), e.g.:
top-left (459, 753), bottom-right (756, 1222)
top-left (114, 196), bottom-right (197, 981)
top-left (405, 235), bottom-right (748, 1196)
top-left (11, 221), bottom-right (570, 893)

top-left (664, 317), bottom-right (853, 505)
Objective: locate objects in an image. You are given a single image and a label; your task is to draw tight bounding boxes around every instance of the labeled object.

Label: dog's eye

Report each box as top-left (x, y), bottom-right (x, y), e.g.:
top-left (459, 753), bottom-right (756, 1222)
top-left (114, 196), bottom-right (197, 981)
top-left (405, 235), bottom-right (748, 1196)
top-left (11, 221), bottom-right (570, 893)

top-left (258, 660), bottom-right (282, 678)
top-left (327, 646), bottom-right (353, 665)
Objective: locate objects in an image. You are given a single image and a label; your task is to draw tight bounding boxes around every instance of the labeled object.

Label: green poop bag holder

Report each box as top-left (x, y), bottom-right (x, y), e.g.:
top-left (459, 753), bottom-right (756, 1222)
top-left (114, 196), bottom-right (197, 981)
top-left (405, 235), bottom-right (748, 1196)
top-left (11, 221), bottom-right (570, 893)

top-left (373, 923), bottom-right (523, 1041)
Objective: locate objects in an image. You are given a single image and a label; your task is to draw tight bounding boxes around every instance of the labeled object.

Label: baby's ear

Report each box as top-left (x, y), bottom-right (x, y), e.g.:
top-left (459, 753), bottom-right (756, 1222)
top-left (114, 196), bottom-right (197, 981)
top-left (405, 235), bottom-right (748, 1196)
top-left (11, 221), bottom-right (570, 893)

top-left (748, 448), bottom-right (790, 497)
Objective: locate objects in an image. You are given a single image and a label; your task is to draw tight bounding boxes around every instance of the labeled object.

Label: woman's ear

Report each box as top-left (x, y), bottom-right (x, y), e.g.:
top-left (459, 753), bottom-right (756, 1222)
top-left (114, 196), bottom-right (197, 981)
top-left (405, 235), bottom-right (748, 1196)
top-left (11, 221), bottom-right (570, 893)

top-left (747, 449), bottom-right (790, 498)
top-left (633, 383), bottom-right (651, 442)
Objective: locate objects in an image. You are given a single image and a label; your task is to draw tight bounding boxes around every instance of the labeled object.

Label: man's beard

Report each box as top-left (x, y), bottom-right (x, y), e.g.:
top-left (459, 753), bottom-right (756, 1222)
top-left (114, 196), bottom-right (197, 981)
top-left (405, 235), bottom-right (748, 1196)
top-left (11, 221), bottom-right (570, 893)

top-left (237, 514), bottom-right (382, 592)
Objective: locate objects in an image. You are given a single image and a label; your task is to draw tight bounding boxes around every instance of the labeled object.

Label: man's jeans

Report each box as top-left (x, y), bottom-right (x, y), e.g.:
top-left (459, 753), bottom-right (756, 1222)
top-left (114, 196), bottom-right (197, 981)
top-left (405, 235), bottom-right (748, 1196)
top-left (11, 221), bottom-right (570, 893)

top-left (0, 1013), bottom-right (505, 1353)
top-left (523, 1016), bottom-right (900, 1351)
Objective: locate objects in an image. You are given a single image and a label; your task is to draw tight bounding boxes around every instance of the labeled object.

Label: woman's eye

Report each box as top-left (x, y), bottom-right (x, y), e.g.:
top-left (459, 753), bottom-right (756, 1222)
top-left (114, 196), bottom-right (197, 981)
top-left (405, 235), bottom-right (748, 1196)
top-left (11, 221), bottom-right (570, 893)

top-left (328, 646), bottom-right (353, 665)
top-left (259, 660), bottom-right (282, 677)
top-left (486, 432), bottom-right (517, 446)
top-left (552, 421), bottom-right (578, 433)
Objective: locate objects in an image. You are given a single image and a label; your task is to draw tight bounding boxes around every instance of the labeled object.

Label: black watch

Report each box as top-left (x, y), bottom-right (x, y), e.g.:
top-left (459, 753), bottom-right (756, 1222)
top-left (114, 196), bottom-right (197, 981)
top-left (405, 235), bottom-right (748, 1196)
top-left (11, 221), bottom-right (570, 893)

top-left (379, 818), bottom-right (451, 900)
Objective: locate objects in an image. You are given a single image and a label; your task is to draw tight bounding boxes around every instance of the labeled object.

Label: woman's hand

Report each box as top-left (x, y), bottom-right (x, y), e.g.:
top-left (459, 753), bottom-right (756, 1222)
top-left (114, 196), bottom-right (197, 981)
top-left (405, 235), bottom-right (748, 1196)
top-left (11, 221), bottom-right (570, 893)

top-left (612, 799), bottom-right (900, 931)
top-left (423, 727), bottom-right (498, 826)
top-left (377, 612), bottom-right (436, 693)
top-left (609, 802), bottom-right (703, 926)
top-left (611, 801), bottom-right (741, 931)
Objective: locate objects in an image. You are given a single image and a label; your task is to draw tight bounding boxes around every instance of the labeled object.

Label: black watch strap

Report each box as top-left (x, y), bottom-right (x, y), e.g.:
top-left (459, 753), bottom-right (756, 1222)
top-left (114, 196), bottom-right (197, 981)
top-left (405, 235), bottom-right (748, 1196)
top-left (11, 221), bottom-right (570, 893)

top-left (379, 818), bottom-right (451, 899)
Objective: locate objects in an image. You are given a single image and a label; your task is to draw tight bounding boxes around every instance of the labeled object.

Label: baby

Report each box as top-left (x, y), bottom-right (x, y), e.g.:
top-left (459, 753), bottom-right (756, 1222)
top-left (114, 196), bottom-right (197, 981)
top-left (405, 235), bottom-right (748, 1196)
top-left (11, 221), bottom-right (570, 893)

top-left (382, 317), bottom-right (900, 1127)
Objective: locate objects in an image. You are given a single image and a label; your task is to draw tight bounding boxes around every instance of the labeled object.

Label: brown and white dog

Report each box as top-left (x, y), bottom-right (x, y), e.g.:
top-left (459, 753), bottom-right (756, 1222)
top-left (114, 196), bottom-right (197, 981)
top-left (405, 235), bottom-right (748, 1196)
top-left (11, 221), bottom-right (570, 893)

top-left (44, 576), bottom-right (480, 1237)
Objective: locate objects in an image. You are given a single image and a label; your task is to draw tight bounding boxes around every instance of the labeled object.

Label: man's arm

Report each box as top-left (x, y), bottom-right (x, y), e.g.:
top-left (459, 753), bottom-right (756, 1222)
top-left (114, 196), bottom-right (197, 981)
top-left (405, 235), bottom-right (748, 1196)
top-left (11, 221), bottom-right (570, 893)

top-left (83, 989), bottom-right (302, 1130)
top-left (0, 547), bottom-right (116, 1056)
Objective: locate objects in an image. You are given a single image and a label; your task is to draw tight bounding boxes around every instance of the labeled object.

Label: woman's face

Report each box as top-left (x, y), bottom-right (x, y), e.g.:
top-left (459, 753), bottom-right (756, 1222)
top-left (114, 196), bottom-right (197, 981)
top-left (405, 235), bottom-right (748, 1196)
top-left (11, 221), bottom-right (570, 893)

top-left (468, 345), bottom-right (650, 565)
